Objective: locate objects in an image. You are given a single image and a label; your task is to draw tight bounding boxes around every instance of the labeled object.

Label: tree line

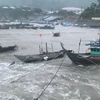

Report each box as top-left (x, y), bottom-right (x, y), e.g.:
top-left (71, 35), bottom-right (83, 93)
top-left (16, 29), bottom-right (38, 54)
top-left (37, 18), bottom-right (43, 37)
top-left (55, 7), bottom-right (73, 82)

top-left (0, 6), bottom-right (43, 19)
top-left (80, 0), bottom-right (100, 19)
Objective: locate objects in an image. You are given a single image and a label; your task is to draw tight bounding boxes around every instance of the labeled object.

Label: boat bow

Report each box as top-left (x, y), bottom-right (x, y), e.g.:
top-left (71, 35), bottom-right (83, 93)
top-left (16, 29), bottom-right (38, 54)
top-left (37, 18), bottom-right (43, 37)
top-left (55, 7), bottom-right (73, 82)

top-left (60, 42), bottom-right (73, 54)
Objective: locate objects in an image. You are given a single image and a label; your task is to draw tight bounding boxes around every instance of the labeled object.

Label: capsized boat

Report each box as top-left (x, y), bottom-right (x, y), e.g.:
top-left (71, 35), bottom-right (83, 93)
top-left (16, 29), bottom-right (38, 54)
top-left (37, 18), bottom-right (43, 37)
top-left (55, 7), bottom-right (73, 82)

top-left (61, 38), bottom-right (100, 65)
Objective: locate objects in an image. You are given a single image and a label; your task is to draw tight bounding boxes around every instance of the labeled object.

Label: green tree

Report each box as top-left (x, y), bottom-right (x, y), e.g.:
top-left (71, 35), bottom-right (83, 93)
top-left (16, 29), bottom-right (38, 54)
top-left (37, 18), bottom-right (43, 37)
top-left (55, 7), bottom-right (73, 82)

top-left (33, 8), bottom-right (42, 13)
top-left (80, 3), bottom-right (100, 19)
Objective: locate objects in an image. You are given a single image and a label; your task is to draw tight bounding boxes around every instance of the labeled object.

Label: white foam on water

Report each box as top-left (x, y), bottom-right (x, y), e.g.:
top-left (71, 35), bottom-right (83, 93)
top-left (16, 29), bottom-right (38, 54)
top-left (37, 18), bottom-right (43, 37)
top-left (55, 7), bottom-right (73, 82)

top-left (0, 26), bottom-right (100, 100)
top-left (46, 86), bottom-right (55, 94)
top-left (0, 63), bottom-right (9, 71)
top-left (0, 92), bottom-right (21, 100)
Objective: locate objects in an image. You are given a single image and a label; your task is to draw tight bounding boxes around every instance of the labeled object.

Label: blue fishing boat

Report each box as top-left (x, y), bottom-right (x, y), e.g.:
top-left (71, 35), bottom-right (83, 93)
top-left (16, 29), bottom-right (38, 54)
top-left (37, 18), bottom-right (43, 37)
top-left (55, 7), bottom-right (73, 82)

top-left (61, 35), bottom-right (100, 65)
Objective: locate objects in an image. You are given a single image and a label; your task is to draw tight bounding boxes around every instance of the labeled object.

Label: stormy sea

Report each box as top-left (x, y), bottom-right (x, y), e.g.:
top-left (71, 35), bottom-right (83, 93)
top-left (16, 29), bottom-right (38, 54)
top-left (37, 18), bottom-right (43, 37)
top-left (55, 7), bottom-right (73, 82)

top-left (0, 25), bottom-right (100, 100)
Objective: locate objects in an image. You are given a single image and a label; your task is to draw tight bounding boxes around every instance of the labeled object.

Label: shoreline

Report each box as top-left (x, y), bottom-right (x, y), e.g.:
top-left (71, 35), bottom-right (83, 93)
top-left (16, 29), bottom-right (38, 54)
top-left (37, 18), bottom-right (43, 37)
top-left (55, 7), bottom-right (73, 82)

top-left (75, 19), bottom-right (100, 28)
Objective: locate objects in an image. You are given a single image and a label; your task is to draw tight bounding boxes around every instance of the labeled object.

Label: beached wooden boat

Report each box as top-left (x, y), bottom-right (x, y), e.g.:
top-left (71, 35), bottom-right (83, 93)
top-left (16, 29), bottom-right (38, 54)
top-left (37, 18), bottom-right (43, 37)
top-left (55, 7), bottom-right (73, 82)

top-left (61, 35), bottom-right (100, 65)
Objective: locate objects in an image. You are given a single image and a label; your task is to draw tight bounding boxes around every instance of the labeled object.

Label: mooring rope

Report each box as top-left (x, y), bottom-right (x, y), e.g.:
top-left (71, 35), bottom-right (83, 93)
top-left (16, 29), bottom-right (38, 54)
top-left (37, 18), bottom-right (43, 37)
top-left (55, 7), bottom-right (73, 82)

top-left (33, 54), bottom-right (66, 100)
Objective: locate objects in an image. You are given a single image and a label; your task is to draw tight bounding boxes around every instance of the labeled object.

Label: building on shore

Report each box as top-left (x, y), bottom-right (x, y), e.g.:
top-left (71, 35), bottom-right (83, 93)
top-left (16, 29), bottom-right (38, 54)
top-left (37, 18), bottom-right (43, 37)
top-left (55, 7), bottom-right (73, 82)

top-left (61, 7), bottom-right (84, 15)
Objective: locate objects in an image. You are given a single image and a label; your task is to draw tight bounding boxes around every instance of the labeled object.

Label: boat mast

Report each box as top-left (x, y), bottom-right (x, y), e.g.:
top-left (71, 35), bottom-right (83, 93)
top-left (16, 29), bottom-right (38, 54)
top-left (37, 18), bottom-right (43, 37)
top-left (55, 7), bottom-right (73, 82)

top-left (98, 33), bottom-right (100, 42)
top-left (51, 43), bottom-right (54, 52)
top-left (39, 45), bottom-right (41, 54)
top-left (40, 34), bottom-right (43, 53)
top-left (46, 42), bottom-right (48, 54)
top-left (78, 38), bottom-right (81, 53)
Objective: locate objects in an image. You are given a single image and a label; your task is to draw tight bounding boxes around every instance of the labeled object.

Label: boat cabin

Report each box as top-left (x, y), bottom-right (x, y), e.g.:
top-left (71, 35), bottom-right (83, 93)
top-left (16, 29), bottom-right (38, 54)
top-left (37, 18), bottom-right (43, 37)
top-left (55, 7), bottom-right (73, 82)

top-left (90, 48), bottom-right (100, 55)
top-left (89, 41), bottom-right (100, 55)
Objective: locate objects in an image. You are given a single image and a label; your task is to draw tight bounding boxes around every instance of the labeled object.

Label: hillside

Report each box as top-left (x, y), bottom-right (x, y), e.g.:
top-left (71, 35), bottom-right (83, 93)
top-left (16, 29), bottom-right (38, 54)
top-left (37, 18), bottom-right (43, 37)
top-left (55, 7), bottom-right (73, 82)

top-left (0, 0), bottom-right (97, 10)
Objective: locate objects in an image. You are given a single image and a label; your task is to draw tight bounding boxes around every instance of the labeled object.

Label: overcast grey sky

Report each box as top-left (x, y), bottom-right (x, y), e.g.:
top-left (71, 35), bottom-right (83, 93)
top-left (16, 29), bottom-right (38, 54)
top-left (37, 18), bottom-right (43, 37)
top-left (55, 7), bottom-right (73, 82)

top-left (0, 0), bottom-right (97, 10)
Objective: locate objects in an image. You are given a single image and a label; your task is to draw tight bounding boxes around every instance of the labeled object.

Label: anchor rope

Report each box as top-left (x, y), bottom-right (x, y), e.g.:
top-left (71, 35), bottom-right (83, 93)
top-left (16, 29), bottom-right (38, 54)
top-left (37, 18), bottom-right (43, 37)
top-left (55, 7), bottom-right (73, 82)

top-left (34, 54), bottom-right (66, 100)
